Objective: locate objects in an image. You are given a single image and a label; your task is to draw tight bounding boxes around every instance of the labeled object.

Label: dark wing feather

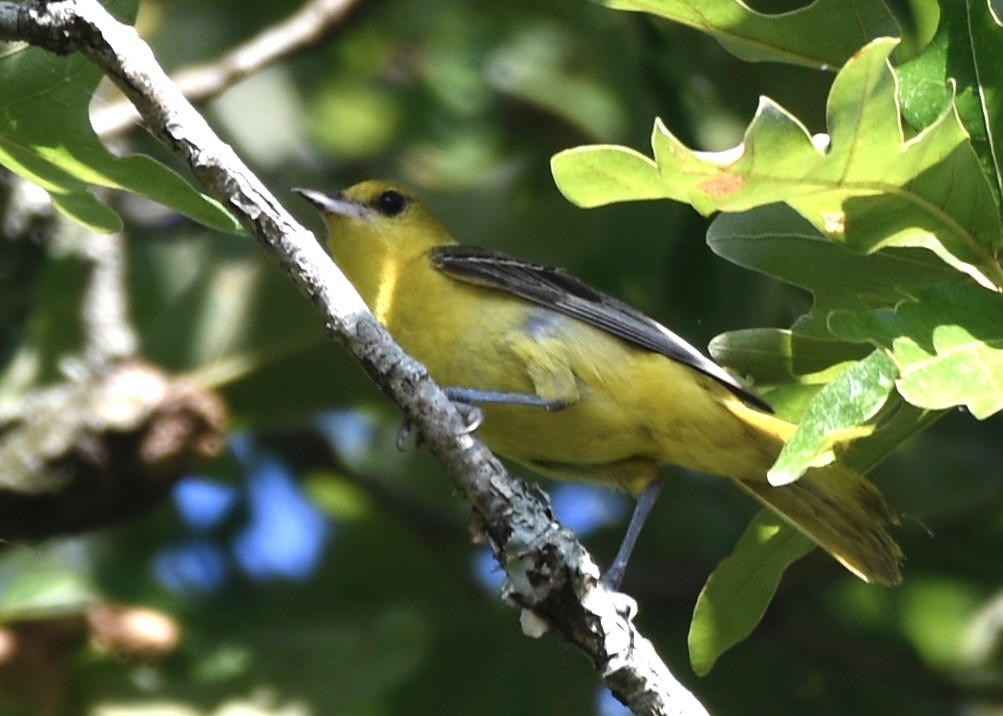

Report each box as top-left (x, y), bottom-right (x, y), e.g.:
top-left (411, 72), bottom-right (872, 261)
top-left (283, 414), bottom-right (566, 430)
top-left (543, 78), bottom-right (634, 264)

top-left (430, 245), bottom-right (772, 412)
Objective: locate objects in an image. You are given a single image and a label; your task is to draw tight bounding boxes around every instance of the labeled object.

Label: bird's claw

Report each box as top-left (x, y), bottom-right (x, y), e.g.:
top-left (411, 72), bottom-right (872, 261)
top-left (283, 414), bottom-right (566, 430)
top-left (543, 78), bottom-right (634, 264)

top-left (395, 400), bottom-right (484, 452)
top-left (455, 402), bottom-right (484, 434)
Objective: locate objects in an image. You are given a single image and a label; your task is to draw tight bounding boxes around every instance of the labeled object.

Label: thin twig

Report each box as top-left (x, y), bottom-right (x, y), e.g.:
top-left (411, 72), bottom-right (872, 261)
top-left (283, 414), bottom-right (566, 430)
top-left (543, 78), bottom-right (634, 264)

top-left (0, 2), bottom-right (708, 713)
top-left (90, 0), bottom-right (363, 138)
top-left (80, 228), bottom-right (136, 365)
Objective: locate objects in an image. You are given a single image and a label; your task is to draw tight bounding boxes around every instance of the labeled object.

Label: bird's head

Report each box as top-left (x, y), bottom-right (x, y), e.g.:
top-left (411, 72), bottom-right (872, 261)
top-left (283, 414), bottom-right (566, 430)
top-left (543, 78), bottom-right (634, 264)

top-left (295, 180), bottom-right (454, 312)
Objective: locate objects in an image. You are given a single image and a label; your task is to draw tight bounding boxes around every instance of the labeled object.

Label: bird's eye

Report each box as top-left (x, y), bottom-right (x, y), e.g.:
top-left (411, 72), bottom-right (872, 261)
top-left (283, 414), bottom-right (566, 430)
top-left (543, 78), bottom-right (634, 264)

top-left (375, 189), bottom-right (408, 217)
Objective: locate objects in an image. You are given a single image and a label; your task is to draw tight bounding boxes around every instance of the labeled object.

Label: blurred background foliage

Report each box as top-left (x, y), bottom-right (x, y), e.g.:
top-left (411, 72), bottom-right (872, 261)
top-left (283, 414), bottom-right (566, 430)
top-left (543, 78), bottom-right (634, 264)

top-left (2, 0), bottom-right (1003, 714)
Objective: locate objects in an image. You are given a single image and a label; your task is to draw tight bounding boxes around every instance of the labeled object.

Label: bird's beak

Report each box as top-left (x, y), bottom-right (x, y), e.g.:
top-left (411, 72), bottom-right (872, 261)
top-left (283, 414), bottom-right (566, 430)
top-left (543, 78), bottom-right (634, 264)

top-left (293, 188), bottom-right (371, 220)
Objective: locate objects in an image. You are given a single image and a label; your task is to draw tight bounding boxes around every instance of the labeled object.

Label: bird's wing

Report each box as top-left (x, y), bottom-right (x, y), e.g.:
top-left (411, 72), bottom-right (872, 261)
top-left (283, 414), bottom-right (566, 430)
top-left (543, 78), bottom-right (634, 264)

top-left (430, 245), bottom-right (771, 412)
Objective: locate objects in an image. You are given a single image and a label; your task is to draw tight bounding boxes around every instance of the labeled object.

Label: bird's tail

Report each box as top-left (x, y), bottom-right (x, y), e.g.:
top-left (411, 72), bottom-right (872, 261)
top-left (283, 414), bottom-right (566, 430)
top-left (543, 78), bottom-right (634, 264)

top-left (731, 461), bottom-right (903, 586)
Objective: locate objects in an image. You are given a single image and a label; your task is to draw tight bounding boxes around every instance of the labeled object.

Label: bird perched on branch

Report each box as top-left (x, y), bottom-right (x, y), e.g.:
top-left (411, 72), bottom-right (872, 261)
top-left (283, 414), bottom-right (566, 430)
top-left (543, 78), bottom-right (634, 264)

top-left (296, 180), bottom-right (902, 589)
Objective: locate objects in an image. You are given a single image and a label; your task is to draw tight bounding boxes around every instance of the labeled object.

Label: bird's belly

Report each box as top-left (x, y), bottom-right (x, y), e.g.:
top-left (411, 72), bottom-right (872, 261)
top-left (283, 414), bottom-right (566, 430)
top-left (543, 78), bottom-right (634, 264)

top-left (475, 396), bottom-right (664, 494)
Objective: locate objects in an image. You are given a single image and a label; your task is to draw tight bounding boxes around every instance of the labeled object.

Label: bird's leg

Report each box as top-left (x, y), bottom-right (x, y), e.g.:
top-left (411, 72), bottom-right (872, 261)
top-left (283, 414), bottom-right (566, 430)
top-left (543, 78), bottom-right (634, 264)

top-left (396, 387), bottom-right (568, 450)
top-left (444, 387), bottom-right (569, 411)
top-left (602, 478), bottom-right (665, 590)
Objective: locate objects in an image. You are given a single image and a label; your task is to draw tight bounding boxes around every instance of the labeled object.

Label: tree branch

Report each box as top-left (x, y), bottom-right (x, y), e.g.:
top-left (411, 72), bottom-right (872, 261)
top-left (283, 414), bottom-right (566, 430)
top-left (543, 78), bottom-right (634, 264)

top-left (0, 2), bottom-right (708, 713)
top-left (90, 0), bottom-right (364, 138)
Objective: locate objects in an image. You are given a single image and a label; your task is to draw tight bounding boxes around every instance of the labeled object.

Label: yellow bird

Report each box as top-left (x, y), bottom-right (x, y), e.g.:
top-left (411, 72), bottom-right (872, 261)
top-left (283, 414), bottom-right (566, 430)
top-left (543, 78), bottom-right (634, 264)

top-left (295, 180), bottom-right (902, 588)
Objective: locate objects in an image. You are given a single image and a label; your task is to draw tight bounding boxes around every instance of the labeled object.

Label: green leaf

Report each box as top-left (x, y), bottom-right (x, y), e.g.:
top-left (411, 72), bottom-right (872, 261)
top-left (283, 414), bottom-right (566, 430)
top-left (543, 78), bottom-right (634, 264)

top-left (830, 284), bottom-right (1003, 419)
top-left (688, 511), bottom-right (813, 675)
top-left (599, 0), bottom-right (899, 69)
top-left (549, 144), bottom-right (665, 207)
top-left (709, 327), bottom-right (871, 384)
top-left (707, 204), bottom-right (958, 336)
top-left (552, 39), bottom-right (1003, 289)
top-left (768, 350), bottom-right (897, 486)
top-left (0, 24), bottom-right (240, 234)
top-left (898, 0), bottom-right (1003, 205)
top-left (967, 0), bottom-right (1003, 201)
